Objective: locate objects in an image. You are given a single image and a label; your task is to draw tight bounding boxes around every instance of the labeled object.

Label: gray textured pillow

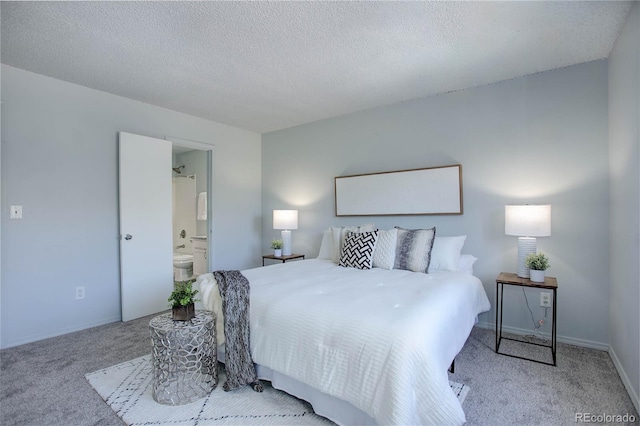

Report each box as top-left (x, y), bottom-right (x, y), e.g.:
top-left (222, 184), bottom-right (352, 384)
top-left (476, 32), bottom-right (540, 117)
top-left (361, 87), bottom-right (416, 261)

top-left (394, 227), bottom-right (436, 273)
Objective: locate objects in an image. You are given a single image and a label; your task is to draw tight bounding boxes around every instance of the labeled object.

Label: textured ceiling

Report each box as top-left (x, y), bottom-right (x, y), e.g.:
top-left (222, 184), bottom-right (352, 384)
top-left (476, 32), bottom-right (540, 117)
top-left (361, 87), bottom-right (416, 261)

top-left (1, 1), bottom-right (633, 133)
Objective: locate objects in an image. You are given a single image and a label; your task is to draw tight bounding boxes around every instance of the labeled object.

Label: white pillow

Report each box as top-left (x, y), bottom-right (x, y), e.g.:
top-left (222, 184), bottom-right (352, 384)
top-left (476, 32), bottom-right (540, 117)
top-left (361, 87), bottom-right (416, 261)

top-left (372, 228), bottom-right (398, 270)
top-left (458, 254), bottom-right (478, 275)
top-left (317, 229), bottom-right (333, 260)
top-left (330, 224), bottom-right (376, 263)
top-left (394, 227), bottom-right (436, 273)
top-left (428, 235), bottom-right (467, 272)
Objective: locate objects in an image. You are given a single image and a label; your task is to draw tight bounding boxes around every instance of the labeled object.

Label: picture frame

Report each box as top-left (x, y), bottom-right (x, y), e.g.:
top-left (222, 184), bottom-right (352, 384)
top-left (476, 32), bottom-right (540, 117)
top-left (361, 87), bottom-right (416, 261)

top-left (334, 164), bottom-right (463, 216)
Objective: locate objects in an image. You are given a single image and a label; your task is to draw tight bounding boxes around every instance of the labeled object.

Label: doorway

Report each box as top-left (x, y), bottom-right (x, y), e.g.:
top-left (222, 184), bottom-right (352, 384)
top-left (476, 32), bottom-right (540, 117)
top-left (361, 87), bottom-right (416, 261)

top-left (169, 138), bottom-right (213, 276)
top-left (171, 145), bottom-right (212, 280)
top-left (119, 132), bottom-right (213, 322)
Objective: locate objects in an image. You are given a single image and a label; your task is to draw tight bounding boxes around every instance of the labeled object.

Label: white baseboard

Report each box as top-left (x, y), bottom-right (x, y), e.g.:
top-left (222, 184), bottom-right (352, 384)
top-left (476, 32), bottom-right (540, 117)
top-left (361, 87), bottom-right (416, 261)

top-left (609, 345), bottom-right (640, 414)
top-left (475, 321), bottom-right (609, 351)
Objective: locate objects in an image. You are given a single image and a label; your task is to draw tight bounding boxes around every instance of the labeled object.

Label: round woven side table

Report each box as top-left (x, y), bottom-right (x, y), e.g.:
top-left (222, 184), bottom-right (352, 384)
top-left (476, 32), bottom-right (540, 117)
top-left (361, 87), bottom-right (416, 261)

top-left (149, 311), bottom-right (217, 405)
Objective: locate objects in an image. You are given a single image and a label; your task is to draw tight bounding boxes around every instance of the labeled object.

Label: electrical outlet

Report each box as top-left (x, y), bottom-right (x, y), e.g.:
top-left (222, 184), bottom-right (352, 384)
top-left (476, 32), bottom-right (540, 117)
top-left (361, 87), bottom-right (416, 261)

top-left (540, 292), bottom-right (551, 308)
top-left (75, 286), bottom-right (85, 300)
top-left (10, 205), bottom-right (22, 219)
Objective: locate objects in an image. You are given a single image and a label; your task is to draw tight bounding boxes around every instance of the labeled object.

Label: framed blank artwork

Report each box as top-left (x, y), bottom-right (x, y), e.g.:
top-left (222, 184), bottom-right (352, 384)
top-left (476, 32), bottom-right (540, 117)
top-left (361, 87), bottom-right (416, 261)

top-left (335, 164), bottom-right (463, 216)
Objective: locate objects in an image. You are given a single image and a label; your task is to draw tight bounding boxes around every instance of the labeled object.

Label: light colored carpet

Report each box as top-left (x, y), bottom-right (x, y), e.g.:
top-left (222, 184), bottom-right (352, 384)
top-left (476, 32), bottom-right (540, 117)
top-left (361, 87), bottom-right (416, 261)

top-left (455, 328), bottom-right (639, 425)
top-left (86, 355), bottom-right (469, 425)
top-left (1, 315), bottom-right (636, 426)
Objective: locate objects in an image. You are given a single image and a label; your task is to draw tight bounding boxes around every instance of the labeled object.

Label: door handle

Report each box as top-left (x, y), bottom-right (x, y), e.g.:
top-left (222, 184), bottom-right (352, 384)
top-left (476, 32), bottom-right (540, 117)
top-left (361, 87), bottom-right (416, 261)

top-left (124, 234), bottom-right (133, 240)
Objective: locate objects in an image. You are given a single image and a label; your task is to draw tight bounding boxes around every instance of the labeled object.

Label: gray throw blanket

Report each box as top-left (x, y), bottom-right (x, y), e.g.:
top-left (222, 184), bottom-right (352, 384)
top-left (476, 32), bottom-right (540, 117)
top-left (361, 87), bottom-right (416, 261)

top-left (213, 270), bottom-right (263, 392)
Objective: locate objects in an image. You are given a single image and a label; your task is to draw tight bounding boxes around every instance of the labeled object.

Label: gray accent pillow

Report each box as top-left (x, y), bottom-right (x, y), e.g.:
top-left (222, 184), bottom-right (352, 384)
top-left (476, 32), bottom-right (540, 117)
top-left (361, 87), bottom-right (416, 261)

top-left (394, 227), bottom-right (436, 273)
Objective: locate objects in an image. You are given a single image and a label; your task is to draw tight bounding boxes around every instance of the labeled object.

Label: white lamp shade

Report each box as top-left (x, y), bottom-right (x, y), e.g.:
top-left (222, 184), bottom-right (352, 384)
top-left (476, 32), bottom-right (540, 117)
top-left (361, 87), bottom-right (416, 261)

top-left (273, 210), bottom-right (298, 230)
top-left (505, 205), bottom-right (551, 237)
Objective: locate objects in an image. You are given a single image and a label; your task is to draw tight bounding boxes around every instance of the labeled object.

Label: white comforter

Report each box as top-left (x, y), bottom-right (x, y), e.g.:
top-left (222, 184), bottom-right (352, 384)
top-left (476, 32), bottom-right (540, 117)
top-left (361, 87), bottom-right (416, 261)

top-left (201, 259), bottom-right (490, 425)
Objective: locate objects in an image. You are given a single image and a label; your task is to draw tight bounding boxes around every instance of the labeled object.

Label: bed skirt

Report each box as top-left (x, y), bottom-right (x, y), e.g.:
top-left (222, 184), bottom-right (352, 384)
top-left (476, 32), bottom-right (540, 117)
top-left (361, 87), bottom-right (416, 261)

top-left (217, 345), bottom-right (374, 425)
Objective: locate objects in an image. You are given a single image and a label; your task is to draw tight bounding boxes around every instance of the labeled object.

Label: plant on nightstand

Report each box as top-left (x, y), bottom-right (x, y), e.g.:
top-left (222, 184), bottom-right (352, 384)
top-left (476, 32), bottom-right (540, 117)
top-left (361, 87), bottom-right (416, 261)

top-left (271, 239), bottom-right (283, 257)
top-left (168, 281), bottom-right (199, 321)
top-left (525, 252), bottom-right (550, 283)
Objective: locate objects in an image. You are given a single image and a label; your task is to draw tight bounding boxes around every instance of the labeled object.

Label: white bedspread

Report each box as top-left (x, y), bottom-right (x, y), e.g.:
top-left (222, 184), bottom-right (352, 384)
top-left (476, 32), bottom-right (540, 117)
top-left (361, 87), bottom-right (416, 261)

top-left (239, 259), bottom-right (490, 426)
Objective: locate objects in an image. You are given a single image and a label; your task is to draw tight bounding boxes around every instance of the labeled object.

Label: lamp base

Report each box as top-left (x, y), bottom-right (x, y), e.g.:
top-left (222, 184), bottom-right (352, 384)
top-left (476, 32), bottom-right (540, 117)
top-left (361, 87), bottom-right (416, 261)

top-left (281, 230), bottom-right (292, 256)
top-left (517, 237), bottom-right (537, 278)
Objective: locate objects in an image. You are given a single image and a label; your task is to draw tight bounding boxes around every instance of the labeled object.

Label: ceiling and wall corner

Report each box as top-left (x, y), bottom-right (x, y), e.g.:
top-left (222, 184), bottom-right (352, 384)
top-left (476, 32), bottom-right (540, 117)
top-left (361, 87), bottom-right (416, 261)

top-left (0, 1), bottom-right (634, 134)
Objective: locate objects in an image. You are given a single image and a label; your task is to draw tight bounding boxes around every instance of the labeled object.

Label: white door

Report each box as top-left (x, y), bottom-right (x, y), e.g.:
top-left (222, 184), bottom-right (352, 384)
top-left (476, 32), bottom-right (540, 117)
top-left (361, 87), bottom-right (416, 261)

top-left (119, 132), bottom-right (173, 321)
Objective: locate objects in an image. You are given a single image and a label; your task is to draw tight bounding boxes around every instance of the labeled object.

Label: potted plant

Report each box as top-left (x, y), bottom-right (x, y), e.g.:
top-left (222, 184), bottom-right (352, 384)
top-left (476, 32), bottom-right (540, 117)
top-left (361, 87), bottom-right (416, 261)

top-left (525, 252), bottom-right (550, 283)
top-left (168, 281), bottom-right (199, 321)
top-left (271, 239), bottom-right (283, 257)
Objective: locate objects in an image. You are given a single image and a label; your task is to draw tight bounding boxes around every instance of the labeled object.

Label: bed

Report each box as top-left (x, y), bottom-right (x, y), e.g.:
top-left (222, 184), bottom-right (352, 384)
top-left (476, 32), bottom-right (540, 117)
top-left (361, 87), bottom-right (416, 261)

top-left (199, 227), bottom-right (491, 425)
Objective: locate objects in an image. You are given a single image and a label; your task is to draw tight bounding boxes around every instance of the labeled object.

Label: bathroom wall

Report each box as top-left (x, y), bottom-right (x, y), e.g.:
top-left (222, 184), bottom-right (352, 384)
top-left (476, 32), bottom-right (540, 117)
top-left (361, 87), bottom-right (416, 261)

top-left (175, 150), bottom-right (209, 237)
top-left (172, 175), bottom-right (196, 254)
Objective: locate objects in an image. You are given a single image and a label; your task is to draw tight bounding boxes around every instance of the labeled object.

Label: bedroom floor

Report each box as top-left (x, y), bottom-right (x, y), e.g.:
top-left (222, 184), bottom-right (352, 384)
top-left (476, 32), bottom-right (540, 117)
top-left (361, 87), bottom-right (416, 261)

top-left (454, 327), bottom-right (638, 425)
top-left (0, 315), bottom-right (637, 426)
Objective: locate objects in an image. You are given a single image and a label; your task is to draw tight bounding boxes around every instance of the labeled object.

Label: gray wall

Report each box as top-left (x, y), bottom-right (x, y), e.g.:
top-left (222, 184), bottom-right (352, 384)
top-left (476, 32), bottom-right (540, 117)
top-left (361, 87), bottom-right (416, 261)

top-left (262, 60), bottom-right (610, 349)
top-left (608, 2), bottom-right (639, 411)
top-left (0, 65), bottom-right (262, 348)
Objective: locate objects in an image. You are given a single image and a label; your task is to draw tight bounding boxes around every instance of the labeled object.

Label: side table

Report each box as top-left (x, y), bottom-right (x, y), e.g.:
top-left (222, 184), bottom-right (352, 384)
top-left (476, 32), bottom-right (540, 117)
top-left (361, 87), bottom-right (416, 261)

top-left (149, 311), bottom-right (217, 405)
top-left (495, 272), bottom-right (558, 366)
top-left (262, 253), bottom-right (305, 266)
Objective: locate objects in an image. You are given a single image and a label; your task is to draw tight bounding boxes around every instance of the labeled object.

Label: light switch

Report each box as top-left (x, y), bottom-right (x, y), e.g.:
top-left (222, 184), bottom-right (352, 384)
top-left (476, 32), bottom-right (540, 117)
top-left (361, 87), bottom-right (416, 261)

top-left (10, 205), bottom-right (22, 219)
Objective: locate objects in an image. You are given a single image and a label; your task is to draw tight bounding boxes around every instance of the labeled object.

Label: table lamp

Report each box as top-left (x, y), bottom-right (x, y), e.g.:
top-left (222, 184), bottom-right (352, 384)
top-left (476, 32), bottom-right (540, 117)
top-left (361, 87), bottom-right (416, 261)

top-left (273, 210), bottom-right (298, 256)
top-left (505, 205), bottom-right (551, 278)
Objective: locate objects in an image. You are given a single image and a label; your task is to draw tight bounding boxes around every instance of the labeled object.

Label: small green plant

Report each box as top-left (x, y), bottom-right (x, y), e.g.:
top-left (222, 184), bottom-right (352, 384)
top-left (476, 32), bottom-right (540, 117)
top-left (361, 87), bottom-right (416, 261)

top-left (525, 252), bottom-right (550, 271)
top-left (168, 281), bottom-right (199, 308)
top-left (271, 239), bottom-right (283, 250)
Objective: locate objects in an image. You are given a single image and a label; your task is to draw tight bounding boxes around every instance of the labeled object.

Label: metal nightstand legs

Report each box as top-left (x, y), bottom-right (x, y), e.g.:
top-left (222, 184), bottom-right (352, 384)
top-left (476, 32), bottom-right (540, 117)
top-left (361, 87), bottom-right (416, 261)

top-left (495, 282), bottom-right (557, 366)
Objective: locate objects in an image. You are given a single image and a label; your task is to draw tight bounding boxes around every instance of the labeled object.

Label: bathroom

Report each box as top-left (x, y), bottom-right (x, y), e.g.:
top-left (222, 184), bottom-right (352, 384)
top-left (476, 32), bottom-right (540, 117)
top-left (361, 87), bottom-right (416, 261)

top-left (172, 147), bottom-right (209, 282)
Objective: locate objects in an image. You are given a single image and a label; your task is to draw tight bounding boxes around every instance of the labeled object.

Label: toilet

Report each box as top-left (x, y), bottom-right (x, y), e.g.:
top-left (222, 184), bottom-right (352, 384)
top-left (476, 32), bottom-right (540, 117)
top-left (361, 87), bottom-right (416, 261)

top-left (173, 254), bottom-right (193, 281)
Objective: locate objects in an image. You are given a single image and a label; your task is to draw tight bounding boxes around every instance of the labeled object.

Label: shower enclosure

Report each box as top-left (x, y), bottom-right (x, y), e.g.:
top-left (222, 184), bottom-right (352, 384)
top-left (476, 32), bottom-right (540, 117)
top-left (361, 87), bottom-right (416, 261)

top-left (172, 174), bottom-right (196, 254)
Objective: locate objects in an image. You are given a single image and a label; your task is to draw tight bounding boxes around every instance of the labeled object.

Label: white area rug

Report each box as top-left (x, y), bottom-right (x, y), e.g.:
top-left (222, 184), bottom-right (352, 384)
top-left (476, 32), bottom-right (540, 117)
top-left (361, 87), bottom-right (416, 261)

top-left (86, 355), bottom-right (469, 426)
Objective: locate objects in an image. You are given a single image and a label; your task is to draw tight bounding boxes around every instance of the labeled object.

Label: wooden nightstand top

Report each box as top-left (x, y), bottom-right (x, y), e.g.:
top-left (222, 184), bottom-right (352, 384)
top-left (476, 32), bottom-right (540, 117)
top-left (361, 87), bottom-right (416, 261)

top-left (496, 272), bottom-right (558, 289)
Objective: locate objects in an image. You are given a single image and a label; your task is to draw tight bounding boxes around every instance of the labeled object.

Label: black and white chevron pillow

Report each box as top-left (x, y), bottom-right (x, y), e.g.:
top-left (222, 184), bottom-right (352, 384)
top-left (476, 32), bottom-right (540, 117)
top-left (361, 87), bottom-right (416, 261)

top-left (339, 231), bottom-right (378, 270)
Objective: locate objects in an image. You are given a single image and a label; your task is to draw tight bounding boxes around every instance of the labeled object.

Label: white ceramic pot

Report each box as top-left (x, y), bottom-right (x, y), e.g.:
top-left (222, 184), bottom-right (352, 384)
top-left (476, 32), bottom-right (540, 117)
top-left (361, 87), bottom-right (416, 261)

top-left (274, 249), bottom-right (282, 257)
top-left (530, 269), bottom-right (545, 283)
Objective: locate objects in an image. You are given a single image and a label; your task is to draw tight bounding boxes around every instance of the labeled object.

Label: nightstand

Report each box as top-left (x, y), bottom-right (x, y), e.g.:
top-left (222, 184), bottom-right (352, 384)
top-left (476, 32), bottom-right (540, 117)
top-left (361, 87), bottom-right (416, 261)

top-left (495, 272), bottom-right (558, 366)
top-left (262, 253), bottom-right (305, 266)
